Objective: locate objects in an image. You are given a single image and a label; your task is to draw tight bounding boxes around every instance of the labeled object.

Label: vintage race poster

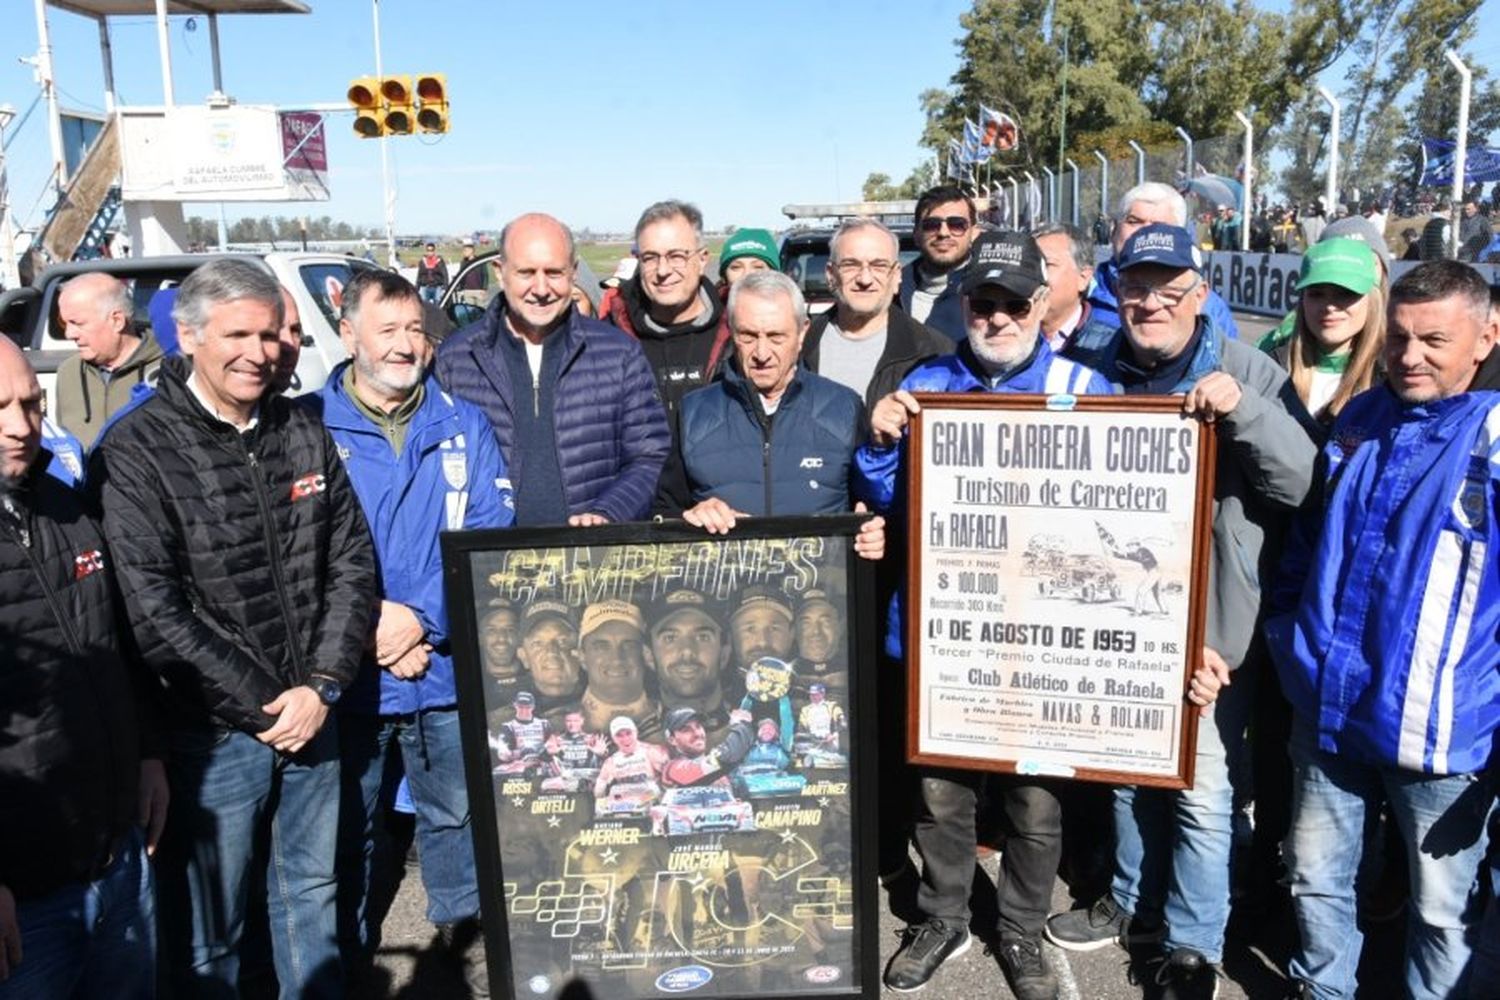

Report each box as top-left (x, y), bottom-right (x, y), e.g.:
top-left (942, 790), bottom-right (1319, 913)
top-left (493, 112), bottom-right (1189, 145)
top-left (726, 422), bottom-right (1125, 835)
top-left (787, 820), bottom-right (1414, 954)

top-left (443, 518), bottom-right (878, 1000)
top-left (906, 395), bottom-right (1215, 787)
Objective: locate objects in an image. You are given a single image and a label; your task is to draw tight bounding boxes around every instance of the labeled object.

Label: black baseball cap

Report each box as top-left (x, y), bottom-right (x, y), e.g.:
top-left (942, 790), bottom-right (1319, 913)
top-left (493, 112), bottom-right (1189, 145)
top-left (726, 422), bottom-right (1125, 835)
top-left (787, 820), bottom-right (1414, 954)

top-left (960, 230), bottom-right (1048, 298)
top-left (663, 706), bottom-right (702, 732)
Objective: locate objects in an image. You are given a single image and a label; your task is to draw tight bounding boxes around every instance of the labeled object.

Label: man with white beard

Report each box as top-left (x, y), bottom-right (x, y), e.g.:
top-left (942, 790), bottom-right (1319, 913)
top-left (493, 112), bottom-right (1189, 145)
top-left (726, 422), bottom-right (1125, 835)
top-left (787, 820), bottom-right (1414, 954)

top-left (853, 230), bottom-right (1113, 998)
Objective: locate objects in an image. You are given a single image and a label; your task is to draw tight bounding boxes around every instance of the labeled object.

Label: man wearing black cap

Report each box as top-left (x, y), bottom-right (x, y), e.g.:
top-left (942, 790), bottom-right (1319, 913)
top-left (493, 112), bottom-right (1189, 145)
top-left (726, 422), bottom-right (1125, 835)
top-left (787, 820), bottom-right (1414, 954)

top-left (1045, 224), bottom-right (1316, 1000)
top-left (650, 590), bottom-right (737, 740)
top-left (855, 229), bottom-right (1113, 999)
top-left (493, 692), bottom-right (554, 773)
top-left (515, 601), bottom-right (584, 726)
top-left (659, 706), bottom-right (756, 789)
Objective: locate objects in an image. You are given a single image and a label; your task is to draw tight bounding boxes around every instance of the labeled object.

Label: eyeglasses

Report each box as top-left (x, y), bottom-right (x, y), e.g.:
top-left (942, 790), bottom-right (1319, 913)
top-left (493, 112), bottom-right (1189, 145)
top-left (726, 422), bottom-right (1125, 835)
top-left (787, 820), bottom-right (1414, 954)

top-left (832, 258), bottom-right (896, 278)
top-left (969, 294), bottom-right (1037, 320)
top-left (638, 248), bottom-right (704, 271)
top-left (919, 215), bottom-right (971, 235)
top-left (1118, 276), bottom-right (1203, 308)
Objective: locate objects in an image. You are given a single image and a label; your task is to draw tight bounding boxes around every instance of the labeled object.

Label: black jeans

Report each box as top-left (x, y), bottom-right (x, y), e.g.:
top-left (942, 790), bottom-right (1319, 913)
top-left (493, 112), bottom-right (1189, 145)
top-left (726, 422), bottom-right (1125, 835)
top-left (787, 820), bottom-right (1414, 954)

top-left (913, 771), bottom-right (1063, 938)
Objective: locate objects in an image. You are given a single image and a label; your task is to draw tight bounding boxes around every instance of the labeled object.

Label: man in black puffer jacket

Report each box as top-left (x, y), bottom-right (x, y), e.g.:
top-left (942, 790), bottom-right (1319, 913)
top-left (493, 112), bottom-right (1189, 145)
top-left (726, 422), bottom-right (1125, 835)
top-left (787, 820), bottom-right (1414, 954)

top-left (91, 258), bottom-right (377, 999)
top-left (0, 337), bottom-right (165, 999)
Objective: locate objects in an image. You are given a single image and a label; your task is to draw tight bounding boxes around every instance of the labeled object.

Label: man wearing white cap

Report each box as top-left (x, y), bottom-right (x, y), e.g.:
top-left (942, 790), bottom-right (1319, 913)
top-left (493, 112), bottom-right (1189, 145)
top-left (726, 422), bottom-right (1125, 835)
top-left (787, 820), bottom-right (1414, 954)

top-left (578, 600), bottom-right (661, 739)
top-left (592, 716), bottom-right (667, 803)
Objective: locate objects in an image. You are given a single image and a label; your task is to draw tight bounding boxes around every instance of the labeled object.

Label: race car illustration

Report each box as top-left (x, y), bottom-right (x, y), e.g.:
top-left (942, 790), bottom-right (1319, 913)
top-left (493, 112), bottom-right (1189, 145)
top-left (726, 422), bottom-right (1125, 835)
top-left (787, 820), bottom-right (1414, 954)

top-left (598, 784), bottom-right (659, 818)
top-left (731, 764), bottom-right (809, 800)
top-left (793, 738), bottom-right (848, 770)
top-left (1036, 554), bottom-right (1121, 603)
top-left (649, 785), bottom-right (756, 836)
top-left (539, 766), bottom-right (601, 793)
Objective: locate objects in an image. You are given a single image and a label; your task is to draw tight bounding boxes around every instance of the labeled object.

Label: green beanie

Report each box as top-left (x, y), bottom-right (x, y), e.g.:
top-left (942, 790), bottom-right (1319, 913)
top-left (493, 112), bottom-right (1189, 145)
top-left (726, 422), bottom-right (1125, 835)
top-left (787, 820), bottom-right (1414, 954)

top-left (719, 228), bottom-right (780, 276)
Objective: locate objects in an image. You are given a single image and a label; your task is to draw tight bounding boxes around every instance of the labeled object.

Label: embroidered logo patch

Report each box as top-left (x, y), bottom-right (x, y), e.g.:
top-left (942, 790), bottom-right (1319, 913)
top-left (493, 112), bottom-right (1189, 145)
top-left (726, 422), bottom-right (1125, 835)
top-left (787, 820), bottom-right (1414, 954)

top-left (290, 473), bottom-right (327, 501)
top-left (74, 548), bottom-right (105, 580)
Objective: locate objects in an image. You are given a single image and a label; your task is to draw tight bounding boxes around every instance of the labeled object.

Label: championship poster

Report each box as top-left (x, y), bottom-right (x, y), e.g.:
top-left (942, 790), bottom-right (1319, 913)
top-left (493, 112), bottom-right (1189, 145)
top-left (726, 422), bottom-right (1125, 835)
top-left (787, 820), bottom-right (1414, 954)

top-left (907, 395), bottom-right (1214, 787)
top-left (443, 519), bottom-right (878, 1000)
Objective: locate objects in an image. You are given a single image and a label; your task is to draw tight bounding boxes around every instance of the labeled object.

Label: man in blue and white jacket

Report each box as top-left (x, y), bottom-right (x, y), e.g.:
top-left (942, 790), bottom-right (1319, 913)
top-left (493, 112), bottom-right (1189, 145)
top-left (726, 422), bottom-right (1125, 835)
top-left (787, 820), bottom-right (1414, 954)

top-left (307, 270), bottom-right (513, 995)
top-left (1266, 260), bottom-right (1500, 1000)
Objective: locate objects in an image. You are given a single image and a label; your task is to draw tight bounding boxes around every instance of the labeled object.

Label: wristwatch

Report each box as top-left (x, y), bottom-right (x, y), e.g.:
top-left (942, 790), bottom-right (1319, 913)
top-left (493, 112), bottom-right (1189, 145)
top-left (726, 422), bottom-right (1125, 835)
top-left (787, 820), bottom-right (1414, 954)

top-left (308, 675), bottom-right (343, 707)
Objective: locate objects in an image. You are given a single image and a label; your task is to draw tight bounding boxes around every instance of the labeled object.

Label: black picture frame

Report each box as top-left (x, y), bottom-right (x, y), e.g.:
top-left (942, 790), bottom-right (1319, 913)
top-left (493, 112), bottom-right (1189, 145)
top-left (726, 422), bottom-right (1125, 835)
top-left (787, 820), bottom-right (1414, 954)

top-left (442, 516), bottom-right (880, 1000)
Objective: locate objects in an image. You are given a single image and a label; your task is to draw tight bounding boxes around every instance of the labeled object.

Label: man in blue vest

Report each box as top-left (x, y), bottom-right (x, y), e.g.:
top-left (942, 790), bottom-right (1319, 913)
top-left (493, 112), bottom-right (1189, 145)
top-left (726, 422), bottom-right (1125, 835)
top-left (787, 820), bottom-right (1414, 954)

top-left (310, 269), bottom-right (513, 997)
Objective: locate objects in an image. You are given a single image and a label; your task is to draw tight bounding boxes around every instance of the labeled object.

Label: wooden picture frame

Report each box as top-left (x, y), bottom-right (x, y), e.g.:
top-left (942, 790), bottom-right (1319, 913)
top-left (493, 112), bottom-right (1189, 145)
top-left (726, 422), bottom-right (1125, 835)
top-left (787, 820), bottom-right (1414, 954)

top-left (442, 516), bottom-right (880, 999)
top-left (904, 393), bottom-right (1216, 788)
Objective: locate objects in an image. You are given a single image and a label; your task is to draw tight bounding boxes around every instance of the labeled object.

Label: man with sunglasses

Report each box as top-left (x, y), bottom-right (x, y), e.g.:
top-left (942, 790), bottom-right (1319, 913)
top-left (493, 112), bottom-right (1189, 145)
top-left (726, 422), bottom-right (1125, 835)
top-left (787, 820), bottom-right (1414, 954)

top-left (898, 185), bottom-right (982, 342)
top-left (308, 269), bottom-right (514, 996)
top-left (802, 218), bottom-right (951, 413)
top-left (1047, 224), bottom-right (1317, 1000)
top-left (855, 231), bottom-right (1112, 999)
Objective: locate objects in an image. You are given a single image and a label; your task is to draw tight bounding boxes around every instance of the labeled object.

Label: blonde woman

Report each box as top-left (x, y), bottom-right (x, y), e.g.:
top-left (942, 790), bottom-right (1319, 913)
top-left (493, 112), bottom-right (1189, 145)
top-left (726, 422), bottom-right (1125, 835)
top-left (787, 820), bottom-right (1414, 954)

top-left (1257, 238), bottom-right (1385, 422)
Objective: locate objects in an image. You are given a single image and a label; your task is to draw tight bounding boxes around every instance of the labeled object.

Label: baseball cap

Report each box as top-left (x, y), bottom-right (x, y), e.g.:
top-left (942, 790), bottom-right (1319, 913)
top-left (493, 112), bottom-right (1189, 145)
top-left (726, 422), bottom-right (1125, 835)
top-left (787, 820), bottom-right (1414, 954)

top-left (1117, 223), bottom-right (1204, 273)
top-left (796, 588), bottom-right (837, 616)
top-left (461, 237), bottom-right (475, 247)
top-left (719, 228), bottom-right (780, 276)
top-left (1319, 216), bottom-right (1391, 266)
top-left (730, 584), bottom-right (793, 624)
top-left (1296, 238), bottom-right (1379, 296)
top-left (521, 600), bottom-right (574, 635)
top-left (513, 691), bottom-right (535, 706)
top-left (579, 600), bottom-right (646, 642)
top-left (609, 716), bottom-right (637, 736)
top-left (960, 230), bottom-right (1048, 297)
top-left (663, 706), bottom-right (702, 733)
top-left (651, 589), bottom-right (719, 635)
top-left (809, 683), bottom-right (827, 695)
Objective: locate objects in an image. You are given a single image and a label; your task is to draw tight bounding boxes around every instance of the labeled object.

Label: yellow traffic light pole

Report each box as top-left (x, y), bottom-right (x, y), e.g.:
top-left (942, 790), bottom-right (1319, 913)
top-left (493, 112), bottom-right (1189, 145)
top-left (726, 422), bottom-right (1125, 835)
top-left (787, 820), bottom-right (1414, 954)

top-left (371, 0), bottom-right (396, 268)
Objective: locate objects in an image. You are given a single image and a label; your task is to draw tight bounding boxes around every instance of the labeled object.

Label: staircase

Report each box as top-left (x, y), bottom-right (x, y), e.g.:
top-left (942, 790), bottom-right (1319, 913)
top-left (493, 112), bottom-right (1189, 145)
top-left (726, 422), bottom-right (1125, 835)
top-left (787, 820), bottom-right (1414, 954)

top-left (27, 114), bottom-right (120, 268)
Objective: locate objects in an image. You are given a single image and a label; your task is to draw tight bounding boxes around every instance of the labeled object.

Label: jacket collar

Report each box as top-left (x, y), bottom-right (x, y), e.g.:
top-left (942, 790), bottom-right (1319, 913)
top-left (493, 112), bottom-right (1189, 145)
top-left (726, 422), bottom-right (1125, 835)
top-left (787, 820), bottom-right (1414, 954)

top-left (802, 304), bottom-right (928, 371)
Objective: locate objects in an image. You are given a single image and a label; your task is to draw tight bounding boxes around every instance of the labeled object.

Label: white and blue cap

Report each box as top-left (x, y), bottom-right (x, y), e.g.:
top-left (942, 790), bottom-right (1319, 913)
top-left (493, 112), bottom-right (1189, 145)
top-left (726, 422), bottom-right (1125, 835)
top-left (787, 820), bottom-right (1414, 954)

top-left (1117, 223), bottom-right (1204, 274)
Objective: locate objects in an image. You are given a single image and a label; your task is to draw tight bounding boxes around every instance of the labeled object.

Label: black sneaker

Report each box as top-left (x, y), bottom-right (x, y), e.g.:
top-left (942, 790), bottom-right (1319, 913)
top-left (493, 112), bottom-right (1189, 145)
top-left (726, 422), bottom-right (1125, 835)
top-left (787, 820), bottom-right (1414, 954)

top-left (1044, 896), bottom-right (1163, 952)
top-left (1156, 948), bottom-right (1220, 1000)
top-left (995, 935), bottom-right (1058, 1000)
top-left (883, 919), bottom-right (972, 993)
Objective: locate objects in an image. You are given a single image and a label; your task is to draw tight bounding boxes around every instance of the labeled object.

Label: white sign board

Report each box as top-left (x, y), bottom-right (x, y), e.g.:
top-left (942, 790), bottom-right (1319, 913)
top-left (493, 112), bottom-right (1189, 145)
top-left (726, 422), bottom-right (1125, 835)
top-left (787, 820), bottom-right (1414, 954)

top-left (120, 105), bottom-right (330, 203)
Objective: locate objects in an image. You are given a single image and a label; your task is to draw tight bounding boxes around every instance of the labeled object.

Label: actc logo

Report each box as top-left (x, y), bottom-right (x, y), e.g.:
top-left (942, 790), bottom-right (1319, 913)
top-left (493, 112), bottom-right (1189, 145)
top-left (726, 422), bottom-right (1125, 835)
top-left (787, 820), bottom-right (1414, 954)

top-left (73, 548), bottom-right (105, 580)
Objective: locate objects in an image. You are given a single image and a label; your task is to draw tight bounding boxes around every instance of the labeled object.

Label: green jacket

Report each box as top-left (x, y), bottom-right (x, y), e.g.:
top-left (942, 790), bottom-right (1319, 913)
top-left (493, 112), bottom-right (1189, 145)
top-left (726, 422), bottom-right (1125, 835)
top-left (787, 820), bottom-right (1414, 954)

top-left (56, 331), bottom-right (164, 449)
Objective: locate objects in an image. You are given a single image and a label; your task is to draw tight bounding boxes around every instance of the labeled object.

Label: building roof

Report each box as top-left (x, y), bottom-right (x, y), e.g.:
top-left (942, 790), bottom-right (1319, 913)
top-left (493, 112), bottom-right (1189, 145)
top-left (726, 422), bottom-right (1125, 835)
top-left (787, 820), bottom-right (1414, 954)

top-left (48, 1), bottom-right (308, 17)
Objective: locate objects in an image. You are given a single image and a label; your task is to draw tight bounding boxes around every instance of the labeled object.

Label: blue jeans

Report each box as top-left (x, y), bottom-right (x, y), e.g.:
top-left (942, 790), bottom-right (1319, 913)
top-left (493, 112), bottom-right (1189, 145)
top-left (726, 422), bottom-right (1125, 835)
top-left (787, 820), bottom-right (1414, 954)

top-left (157, 723), bottom-right (343, 999)
top-left (337, 707), bottom-right (478, 958)
top-left (0, 827), bottom-right (154, 1000)
top-left (419, 285), bottom-right (441, 305)
top-left (1109, 664), bottom-right (1251, 963)
top-left (1285, 720), bottom-right (1497, 999)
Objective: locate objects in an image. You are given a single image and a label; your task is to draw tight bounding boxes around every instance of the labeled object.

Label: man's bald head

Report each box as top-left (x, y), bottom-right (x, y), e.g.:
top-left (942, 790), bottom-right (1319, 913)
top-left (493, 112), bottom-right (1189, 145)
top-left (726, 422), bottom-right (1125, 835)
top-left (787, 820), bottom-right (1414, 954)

top-left (497, 213), bottom-right (579, 341)
top-left (58, 273), bottom-right (138, 369)
top-left (0, 337), bottom-right (43, 486)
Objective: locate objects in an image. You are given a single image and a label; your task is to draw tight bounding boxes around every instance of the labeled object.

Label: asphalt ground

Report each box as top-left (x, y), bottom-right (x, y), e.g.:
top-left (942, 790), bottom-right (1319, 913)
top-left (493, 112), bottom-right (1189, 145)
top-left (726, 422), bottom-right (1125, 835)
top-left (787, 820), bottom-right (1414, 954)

top-left (366, 308), bottom-right (1313, 999)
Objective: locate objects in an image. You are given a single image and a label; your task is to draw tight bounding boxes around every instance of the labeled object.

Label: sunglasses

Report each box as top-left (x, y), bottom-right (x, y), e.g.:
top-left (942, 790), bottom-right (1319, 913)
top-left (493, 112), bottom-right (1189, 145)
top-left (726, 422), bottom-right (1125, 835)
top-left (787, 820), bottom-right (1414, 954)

top-left (919, 215), bottom-right (971, 234)
top-left (969, 295), bottom-right (1035, 320)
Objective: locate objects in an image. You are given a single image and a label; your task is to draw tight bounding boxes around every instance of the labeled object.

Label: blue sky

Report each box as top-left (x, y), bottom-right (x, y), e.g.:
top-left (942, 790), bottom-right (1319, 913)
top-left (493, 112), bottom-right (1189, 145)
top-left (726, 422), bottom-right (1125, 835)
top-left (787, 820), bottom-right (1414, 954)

top-left (1, 0), bottom-right (1496, 237)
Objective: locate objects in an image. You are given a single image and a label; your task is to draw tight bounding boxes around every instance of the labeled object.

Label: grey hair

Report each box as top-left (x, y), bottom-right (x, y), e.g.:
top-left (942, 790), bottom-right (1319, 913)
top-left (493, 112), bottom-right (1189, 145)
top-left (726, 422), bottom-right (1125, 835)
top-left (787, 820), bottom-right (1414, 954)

top-left (1117, 182), bottom-right (1187, 226)
top-left (498, 212), bottom-right (577, 265)
top-left (726, 270), bottom-right (807, 331)
top-left (830, 218), bottom-right (900, 262)
top-left (1030, 222), bottom-right (1094, 273)
top-left (172, 257), bottom-right (284, 336)
top-left (61, 273), bottom-right (133, 321)
top-left (634, 199), bottom-right (704, 247)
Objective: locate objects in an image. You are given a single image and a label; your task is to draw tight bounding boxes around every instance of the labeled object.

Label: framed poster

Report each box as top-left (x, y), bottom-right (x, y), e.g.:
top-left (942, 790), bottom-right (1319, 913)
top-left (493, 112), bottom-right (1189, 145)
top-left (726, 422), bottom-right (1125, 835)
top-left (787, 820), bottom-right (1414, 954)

top-left (905, 394), bottom-right (1216, 788)
top-left (442, 517), bottom-right (879, 1000)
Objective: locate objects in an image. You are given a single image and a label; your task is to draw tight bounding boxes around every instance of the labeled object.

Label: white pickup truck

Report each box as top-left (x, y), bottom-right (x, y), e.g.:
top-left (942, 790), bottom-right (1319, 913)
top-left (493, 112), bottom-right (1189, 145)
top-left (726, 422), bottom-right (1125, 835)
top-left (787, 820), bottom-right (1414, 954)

top-left (0, 252), bottom-right (382, 416)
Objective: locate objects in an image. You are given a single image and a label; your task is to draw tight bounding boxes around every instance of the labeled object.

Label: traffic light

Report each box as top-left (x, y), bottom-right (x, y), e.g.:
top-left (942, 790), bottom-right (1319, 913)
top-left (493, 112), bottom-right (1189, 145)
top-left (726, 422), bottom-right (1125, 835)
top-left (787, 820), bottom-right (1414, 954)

top-left (381, 75), bottom-right (414, 135)
top-left (415, 73), bottom-right (449, 134)
top-left (348, 76), bottom-right (382, 138)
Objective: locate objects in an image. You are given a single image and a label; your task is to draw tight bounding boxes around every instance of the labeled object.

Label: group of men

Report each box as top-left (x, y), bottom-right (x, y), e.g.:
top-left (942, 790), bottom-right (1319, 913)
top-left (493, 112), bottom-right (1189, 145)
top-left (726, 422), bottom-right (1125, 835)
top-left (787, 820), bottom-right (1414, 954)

top-left (2, 180), bottom-right (1498, 1000)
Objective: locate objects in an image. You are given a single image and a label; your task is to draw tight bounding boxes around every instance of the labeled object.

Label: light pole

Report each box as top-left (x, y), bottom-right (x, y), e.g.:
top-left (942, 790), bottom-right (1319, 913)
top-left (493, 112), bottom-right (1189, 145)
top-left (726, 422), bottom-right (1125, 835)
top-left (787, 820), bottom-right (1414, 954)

top-left (1093, 149), bottom-right (1109, 232)
top-left (1317, 86), bottom-right (1340, 214)
top-left (1234, 110), bottom-right (1253, 251)
top-left (0, 105), bottom-right (19, 290)
top-left (1445, 49), bottom-right (1471, 259)
top-left (1127, 140), bottom-right (1145, 187)
top-left (372, 0), bottom-right (397, 267)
